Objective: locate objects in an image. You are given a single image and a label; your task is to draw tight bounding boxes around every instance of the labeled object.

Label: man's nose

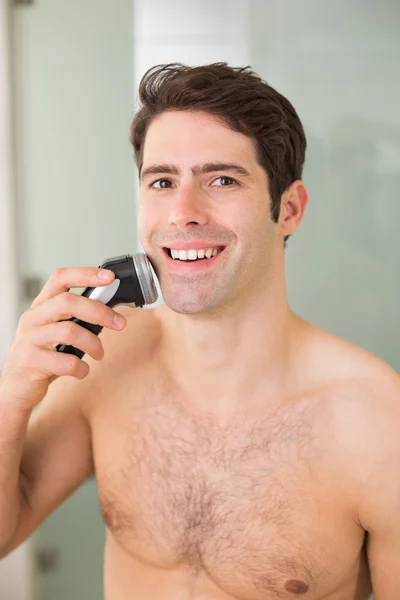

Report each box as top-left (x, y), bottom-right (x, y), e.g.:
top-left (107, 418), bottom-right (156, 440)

top-left (167, 184), bottom-right (209, 229)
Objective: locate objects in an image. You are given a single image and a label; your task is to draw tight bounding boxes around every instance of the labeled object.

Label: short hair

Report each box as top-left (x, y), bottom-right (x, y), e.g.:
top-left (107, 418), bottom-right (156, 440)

top-left (130, 62), bottom-right (307, 246)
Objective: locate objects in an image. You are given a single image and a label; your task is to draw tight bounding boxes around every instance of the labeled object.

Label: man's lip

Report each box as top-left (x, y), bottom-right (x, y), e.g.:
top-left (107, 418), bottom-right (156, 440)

top-left (162, 243), bottom-right (226, 251)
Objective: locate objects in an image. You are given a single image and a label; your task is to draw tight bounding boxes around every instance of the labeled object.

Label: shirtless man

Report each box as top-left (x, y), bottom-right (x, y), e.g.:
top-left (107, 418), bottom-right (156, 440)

top-left (0, 62), bottom-right (399, 600)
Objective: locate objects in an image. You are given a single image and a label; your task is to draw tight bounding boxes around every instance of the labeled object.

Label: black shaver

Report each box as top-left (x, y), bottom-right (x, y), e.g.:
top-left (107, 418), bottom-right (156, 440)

top-left (56, 253), bottom-right (158, 359)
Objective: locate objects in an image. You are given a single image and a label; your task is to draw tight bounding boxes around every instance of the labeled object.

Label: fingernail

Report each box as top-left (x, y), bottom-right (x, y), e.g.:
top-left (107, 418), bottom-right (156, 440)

top-left (98, 269), bottom-right (112, 280)
top-left (113, 314), bottom-right (125, 327)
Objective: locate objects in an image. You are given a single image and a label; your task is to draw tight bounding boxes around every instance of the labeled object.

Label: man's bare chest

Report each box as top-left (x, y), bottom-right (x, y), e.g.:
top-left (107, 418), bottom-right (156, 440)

top-left (90, 377), bottom-right (370, 599)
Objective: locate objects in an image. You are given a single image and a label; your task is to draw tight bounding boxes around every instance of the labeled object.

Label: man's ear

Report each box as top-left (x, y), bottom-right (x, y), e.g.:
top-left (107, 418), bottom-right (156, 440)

top-left (279, 180), bottom-right (309, 238)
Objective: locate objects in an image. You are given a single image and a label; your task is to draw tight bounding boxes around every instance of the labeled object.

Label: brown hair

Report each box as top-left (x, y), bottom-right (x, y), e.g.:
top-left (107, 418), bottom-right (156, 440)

top-left (130, 62), bottom-right (307, 246)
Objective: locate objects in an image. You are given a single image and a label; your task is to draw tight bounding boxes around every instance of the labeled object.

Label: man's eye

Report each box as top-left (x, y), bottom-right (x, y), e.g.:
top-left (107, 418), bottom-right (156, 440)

top-left (212, 176), bottom-right (237, 187)
top-left (149, 179), bottom-right (172, 189)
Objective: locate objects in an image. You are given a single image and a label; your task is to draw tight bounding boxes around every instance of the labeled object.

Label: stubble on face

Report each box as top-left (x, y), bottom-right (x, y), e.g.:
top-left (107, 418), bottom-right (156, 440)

top-left (137, 110), bottom-right (276, 316)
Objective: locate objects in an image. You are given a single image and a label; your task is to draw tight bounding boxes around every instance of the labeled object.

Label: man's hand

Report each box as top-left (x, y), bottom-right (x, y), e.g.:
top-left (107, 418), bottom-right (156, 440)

top-left (0, 266), bottom-right (126, 411)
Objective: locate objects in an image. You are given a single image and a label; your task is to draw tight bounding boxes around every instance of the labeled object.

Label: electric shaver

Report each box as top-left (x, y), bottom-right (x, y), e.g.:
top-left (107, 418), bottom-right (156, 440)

top-left (56, 253), bottom-right (158, 359)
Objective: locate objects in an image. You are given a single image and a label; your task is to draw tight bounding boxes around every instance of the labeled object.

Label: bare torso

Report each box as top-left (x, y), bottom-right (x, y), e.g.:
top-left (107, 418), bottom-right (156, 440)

top-left (84, 305), bottom-right (374, 600)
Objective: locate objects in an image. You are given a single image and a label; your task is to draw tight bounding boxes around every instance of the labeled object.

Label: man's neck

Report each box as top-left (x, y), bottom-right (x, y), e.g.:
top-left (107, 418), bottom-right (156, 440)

top-left (159, 283), bottom-right (301, 409)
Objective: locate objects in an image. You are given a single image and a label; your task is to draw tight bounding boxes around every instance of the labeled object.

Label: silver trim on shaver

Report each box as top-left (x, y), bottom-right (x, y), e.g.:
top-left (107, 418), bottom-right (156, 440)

top-left (133, 253), bottom-right (158, 305)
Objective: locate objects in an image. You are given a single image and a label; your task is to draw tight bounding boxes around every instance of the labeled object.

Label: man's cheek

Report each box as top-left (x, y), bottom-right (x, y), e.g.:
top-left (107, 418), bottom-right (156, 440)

top-left (136, 210), bottom-right (150, 244)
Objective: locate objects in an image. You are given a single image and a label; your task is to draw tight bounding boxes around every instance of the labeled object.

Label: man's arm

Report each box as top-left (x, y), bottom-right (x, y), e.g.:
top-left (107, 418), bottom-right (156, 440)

top-left (0, 351), bottom-right (100, 559)
top-left (355, 371), bottom-right (400, 600)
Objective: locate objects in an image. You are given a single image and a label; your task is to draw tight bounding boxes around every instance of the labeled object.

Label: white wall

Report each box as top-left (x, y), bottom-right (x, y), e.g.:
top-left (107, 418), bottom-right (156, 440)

top-left (0, 2), bottom-right (34, 600)
top-left (132, 0), bottom-right (251, 86)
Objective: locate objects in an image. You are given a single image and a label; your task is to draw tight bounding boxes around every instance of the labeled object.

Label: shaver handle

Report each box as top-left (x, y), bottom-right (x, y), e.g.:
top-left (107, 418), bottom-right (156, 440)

top-left (56, 319), bottom-right (104, 359)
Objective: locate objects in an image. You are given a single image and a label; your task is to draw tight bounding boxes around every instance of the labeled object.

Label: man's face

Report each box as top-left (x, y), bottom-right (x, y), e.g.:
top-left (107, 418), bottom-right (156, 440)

top-left (138, 110), bottom-right (279, 315)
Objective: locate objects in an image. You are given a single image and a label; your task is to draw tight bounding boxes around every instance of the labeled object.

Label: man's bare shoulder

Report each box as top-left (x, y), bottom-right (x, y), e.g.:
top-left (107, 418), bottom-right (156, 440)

top-left (301, 317), bottom-right (400, 484)
top-left (297, 316), bottom-right (397, 386)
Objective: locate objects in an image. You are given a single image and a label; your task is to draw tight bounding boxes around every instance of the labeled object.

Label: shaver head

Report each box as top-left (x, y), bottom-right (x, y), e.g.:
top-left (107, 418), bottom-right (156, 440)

top-left (132, 253), bottom-right (158, 305)
top-left (98, 253), bottom-right (158, 308)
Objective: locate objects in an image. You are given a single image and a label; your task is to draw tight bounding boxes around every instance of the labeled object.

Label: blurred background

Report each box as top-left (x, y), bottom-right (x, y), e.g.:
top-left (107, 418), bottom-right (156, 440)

top-left (0, 0), bottom-right (399, 598)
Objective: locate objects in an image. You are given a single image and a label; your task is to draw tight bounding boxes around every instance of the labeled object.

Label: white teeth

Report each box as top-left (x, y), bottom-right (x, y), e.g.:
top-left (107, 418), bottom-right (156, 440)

top-left (169, 247), bottom-right (223, 260)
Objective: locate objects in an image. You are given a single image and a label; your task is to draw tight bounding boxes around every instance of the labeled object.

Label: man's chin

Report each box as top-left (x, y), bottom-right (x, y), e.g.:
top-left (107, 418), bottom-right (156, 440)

top-left (161, 288), bottom-right (220, 316)
top-left (163, 298), bottom-right (210, 315)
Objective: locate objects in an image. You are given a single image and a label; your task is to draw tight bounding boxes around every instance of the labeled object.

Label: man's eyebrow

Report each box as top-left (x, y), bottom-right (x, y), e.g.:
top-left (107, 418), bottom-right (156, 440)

top-left (140, 162), bottom-right (252, 181)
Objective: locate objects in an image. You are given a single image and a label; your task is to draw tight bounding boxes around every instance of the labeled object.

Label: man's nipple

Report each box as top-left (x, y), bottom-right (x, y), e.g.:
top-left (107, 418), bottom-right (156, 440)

top-left (103, 512), bottom-right (115, 528)
top-left (284, 579), bottom-right (309, 594)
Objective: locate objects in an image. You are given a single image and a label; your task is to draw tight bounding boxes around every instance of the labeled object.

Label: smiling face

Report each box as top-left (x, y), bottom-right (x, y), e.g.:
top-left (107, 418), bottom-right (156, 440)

top-left (137, 110), bottom-right (282, 315)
